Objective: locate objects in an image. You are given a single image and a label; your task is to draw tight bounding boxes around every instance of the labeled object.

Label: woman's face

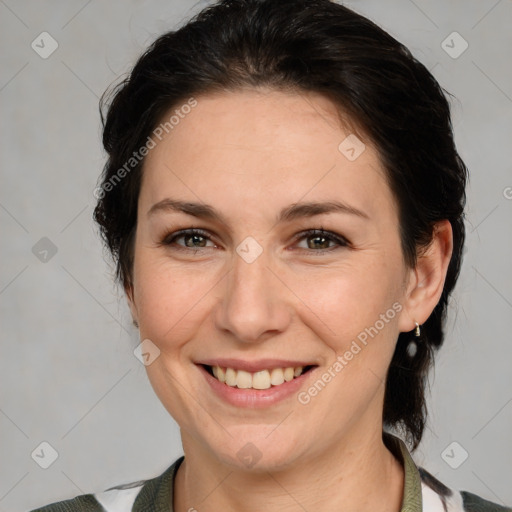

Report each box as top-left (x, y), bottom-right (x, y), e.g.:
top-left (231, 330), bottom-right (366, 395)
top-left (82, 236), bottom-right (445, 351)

top-left (127, 89), bottom-right (415, 470)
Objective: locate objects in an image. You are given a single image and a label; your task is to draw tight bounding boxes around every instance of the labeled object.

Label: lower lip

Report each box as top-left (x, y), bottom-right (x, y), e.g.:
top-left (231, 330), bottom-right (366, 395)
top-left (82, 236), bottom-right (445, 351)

top-left (197, 365), bottom-right (315, 408)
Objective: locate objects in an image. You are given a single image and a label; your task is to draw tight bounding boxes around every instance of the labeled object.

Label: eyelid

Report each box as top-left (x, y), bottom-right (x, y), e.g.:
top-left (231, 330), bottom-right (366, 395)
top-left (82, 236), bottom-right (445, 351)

top-left (159, 228), bottom-right (216, 248)
top-left (288, 228), bottom-right (351, 254)
top-left (159, 227), bottom-right (351, 252)
top-left (291, 228), bottom-right (350, 246)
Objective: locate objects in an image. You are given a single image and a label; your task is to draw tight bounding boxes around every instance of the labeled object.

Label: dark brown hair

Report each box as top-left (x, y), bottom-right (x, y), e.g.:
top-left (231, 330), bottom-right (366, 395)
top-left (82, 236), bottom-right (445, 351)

top-left (93, 0), bottom-right (467, 449)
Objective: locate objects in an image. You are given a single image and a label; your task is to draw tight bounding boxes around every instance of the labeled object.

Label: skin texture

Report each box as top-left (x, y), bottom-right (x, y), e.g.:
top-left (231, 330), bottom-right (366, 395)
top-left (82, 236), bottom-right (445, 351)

top-left (126, 88), bottom-right (453, 512)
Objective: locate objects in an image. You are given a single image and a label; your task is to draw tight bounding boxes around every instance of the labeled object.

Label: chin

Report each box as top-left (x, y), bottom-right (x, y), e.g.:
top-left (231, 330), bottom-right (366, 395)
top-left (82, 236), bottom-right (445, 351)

top-left (203, 425), bottom-right (306, 473)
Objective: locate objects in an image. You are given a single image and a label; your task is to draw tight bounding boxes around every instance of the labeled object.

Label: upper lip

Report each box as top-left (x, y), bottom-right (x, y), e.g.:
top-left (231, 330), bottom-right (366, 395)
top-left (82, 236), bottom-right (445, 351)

top-left (197, 358), bottom-right (317, 373)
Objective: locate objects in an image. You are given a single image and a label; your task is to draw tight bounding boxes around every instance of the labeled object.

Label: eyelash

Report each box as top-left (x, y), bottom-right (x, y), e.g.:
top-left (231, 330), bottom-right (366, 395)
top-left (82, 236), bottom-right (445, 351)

top-left (159, 227), bottom-right (350, 254)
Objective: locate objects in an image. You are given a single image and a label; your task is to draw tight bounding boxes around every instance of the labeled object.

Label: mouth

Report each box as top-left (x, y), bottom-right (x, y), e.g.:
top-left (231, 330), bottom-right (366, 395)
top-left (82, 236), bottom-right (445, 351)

top-left (201, 364), bottom-right (317, 390)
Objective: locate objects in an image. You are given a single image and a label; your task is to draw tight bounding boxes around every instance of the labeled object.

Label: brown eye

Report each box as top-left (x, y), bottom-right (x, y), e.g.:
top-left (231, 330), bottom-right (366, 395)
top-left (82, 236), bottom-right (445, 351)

top-left (306, 234), bottom-right (331, 250)
top-left (182, 233), bottom-right (208, 248)
top-left (295, 229), bottom-right (349, 253)
top-left (162, 229), bottom-right (216, 250)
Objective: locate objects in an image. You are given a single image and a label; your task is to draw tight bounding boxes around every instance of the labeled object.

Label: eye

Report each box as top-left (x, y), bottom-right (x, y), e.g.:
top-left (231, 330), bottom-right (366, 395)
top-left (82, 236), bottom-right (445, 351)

top-left (159, 227), bottom-right (349, 254)
top-left (293, 228), bottom-right (349, 253)
top-left (160, 228), bottom-right (216, 251)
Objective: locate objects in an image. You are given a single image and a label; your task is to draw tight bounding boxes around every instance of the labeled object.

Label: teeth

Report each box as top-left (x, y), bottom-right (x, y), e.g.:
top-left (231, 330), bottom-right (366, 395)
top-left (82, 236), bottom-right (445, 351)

top-left (210, 365), bottom-right (306, 389)
top-left (216, 366), bottom-right (226, 383)
top-left (212, 366), bottom-right (226, 382)
top-left (252, 370), bottom-right (271, 390)
top-left (270, 368), bottom-right (285, 386)
top-left (284, 367), bottom-right (294, 382)
top-left (225, 367), bottom-right (237, 386)
top-left (236, 370), bottom-right (252, 389)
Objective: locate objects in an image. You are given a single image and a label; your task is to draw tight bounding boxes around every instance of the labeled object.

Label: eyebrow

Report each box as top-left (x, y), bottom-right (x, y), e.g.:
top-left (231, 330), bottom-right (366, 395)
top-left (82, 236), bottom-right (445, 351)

top-left (147, 198), bottom-right (369, 224)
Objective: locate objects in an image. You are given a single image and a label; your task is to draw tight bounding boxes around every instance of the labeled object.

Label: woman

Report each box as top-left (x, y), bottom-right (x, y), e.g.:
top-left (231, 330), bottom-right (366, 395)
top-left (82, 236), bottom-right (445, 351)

top-left (32, 0), bottom-right (511, 510)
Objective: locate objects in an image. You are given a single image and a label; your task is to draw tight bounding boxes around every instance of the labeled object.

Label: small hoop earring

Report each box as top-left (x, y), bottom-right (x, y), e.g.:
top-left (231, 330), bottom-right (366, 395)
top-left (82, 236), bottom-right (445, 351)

top-left (415, 322), bottom-right (421, 337)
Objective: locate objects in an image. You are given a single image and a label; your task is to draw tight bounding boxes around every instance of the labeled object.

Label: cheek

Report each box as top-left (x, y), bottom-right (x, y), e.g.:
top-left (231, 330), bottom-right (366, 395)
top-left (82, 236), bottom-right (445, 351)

top-left (293, 263), bottom-right (404, 415)
top-left (293, 257), bottom-right (403, 340)
top-left (134, 260), bottom-right (210, 345)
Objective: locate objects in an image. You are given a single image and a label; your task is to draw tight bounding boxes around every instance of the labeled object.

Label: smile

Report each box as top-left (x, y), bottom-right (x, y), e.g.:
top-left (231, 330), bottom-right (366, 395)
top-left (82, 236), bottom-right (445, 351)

top-left (205, 364), bottom-right (315, 389)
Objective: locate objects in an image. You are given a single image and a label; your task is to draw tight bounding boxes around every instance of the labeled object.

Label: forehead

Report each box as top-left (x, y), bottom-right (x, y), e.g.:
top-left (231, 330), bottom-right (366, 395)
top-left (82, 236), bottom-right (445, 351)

top-left (139, 89), bottom-right (396, 222)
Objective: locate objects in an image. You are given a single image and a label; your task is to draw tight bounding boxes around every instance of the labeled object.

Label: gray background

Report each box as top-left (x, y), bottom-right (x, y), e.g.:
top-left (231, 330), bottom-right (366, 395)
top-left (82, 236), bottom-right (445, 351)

top-left (1, 0), bottom-right (511, 510)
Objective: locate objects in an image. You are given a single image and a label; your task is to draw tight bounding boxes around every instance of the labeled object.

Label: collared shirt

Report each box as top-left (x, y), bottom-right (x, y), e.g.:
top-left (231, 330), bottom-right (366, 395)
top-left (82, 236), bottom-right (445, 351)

top-left (31, 434), bottom-right (511, 512)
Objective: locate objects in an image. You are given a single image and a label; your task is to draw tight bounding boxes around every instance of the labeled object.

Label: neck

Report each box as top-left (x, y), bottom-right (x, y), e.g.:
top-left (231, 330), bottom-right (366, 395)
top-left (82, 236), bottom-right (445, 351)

top-left (174, 427), bottom-right (404, 512)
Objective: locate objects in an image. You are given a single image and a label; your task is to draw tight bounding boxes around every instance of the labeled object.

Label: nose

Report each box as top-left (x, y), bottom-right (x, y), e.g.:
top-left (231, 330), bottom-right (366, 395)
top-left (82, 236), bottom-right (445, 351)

top-left (213, 247), bottom-right (292, 343)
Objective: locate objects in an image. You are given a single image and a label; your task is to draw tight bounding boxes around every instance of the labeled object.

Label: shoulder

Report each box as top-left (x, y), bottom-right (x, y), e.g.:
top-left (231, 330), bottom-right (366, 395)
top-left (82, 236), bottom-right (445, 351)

top-left (460, 490), bottom-right (512, 512)
top-left (419, 467), bottom-right (512, 512)
top-left (29, 456), bottom-right (184, 512)
top-left (29, 484), bottom-right (144, 512)
top-left (29, 493), bottom-right (103, 512)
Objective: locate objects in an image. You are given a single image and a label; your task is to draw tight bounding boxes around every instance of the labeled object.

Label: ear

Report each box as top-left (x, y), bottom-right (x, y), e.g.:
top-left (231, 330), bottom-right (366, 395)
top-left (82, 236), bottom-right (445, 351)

top-left (398, 219), bottom-right (453, 333)
top-left (124, 281), bottom-right (139, 327)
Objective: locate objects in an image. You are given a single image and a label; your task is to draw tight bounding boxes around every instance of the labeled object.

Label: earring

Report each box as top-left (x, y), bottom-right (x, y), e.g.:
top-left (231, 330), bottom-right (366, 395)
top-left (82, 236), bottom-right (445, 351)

top-left (406, 322), bottom-right (421, 357)
top-left (133, 319), bottom-right (139, 329)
